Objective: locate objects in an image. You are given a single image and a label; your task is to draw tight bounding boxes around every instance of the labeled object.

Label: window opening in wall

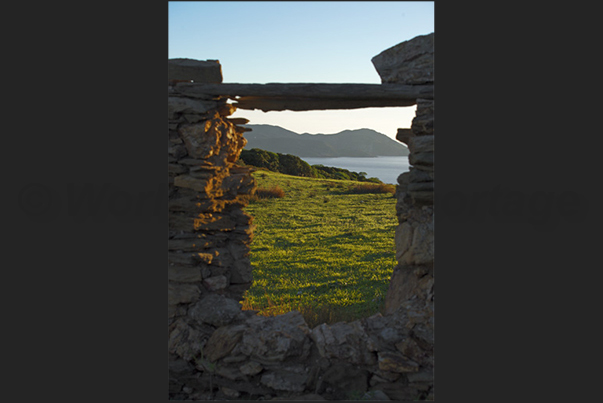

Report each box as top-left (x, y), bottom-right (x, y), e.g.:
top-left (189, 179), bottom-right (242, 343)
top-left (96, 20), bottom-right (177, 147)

top-left (231, 107), bottom-right (415, 328)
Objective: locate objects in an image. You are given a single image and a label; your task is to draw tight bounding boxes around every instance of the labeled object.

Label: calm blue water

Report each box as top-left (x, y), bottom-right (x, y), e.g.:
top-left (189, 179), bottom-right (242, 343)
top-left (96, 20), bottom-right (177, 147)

top-left (300, 156), bottom-right (409, 185)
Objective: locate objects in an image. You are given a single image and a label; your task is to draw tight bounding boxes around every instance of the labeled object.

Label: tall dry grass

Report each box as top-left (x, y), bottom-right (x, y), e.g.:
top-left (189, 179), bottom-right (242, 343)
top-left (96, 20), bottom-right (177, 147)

top-left (253, 186), bottom-right (286, 199)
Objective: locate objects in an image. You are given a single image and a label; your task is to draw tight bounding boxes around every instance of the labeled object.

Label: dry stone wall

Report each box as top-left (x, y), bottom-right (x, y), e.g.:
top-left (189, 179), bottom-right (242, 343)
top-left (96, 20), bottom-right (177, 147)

top-left (373, 34), bottom-right (435, 347)
top-left (168, 33), bottom-right (434, 401)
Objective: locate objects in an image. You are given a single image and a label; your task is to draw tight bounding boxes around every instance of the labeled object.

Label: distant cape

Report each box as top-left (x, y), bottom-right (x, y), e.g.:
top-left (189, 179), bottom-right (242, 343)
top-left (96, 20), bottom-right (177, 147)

top-left (242, 124), bottom-right (409, 158)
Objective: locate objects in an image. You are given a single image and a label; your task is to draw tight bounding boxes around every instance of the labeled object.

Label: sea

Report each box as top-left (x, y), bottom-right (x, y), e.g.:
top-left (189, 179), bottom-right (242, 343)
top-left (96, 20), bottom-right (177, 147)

top-left (300, 156), bottom-right (409, 185)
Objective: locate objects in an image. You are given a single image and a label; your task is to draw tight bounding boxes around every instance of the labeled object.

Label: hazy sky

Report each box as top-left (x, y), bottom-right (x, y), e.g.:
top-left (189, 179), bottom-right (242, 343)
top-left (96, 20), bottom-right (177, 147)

top-left (168, 1), bottom-right (434, 139)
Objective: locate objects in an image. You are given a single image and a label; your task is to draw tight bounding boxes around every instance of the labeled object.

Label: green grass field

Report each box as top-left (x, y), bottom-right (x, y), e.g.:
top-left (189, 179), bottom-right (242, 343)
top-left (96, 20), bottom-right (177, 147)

top-left (241, 169), bottom-right (398, 328)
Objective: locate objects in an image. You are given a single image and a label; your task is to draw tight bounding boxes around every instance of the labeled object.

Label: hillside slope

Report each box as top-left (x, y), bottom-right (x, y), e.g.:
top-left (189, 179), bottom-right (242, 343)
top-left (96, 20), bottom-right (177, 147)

top-left (243, 124), bottom-right (409, 157)
top-left (242, 170), bottom-right (397, 325)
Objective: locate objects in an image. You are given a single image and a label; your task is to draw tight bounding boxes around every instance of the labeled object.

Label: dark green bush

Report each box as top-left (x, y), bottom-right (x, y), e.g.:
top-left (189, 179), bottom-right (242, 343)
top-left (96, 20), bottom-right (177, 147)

top-left (238, 148), bottom-right (384, 184)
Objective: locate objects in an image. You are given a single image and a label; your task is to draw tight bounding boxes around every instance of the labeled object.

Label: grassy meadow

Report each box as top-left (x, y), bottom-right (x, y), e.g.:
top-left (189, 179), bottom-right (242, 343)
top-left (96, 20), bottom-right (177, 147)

top-left (241, 169), bottom-right (399, 328)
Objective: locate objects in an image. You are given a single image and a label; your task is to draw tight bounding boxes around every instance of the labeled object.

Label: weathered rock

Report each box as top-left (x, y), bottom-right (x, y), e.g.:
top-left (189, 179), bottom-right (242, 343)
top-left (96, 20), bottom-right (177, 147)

top-left (396, 128), bottom-right (414, 145)
top-left (203, 324), bottom-right (247, 362)
top-left (168, 58), bottom-right (223, 83)
top-left (378, 351), bottom-right (419, 373)
top-left (310, 320), bottom-right (376, 365)
top-left (370, 372), bottom-right (399, 385)
top-left (271, 393), bottom-right (327, 400)
top-left (168, 251), bottom-right (213, 266)
top-left (394, 213), bottom-right (434, 266)
top-left (203, 275), bottom-right (228, 291)
top-left (411, 99), bottom-right (434, 136)
top-left (168, 319), bottom-right (206, 361)
top-left (168, 282), bottom-right (201, 305)
top-left (230, 260), bottom-right (253, 284)
top-left (168, 302), bottom-right (186, 320)
top-left (178, 121), bottom-right (220, 159)
top-left (168, 163), bottom-right (187, 175)
top-left (227, 117), bottom-right (250, 125)
top-left (173, 175), bottom-right (211, 192)
top-left (316, 364), bottom-right (368, 400)
top-left (183, 113), bottom-right (206, 123)
top-left (371, 33), bottom-right (434, 84)
top-left (168, 96), bottom-right (217, 119)
top-left (168, 144), bottom-right (188, 159)
top-left (239, 361), bottom-right (264, 376)
top-left (407, 182), bottom-right (434, 192)
top-left (222, 173), bottom-right (256, 198)
top-left (168, 238), bottom-right (215, 251)
top-left (362, 314), bottom-right (408, 353)
top-left (238, 311), bottom-right (311, 363)
top-left (220, 387), bottom-right (240, 398)
top-left (385, 265), bottom-right (434, 316)
top-left (397, 171), bottom-right (411, 187)
top-left (408, 168), bottom-right (434, 183)
top-left (362, 390), bottom-right (391, 400)
top-left (260, 371), bottom-right (308, 392)
top-left (168, 353), bottom-right (194, 374)
top-left (408, 135), bottom-right (434, 154)
top-left (407, 370), bottom-right (434, 383)
top-left (168, 265), bottom-right (202, 283)
top-left (409, 152), bottom-right (433, 167)
top-left (188, 294), bottom-right (243, 327)
top-left (218, 102), bottom-right (237, 116)
top-left (371, 382), bottom-right (422, 402)
top-left (410, 190), bottom-right (434, 205)
top-left (169, 212), bottom-right (238, 232)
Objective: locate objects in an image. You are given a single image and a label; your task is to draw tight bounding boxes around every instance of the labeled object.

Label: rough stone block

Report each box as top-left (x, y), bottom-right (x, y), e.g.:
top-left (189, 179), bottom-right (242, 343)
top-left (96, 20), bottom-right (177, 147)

top-left (394, 208), bottom-right (434, 266)
top-left (168, 283), bottom-right (201, 305)
top-left (378, 351), bottom-right (419, 373)
top-left (385, 265), bottom-right (434, 316)
top-left (202, 275), bottom-right (228, 291)
top-left (168, 265), bottom-right (202, 283)
top-left (204, 324), bottom-right (247, 362)
top-left (168, 97), bottom-right (218, 120)
top-left (408, 135), bottom-right (434, 154)
top-left (310, 321), bottom-right (376, 366)
top-left (316, 364), bottom-right (368, 399)
top-left (168, 251), bottom-right (213, 266)
top-left (411, 99), bottom-right (434, 136)
top-left (168, 319), bottom-right (206, 361)
top-left (230, 260), bottom-right (253, 284)
top-left (173, 175), bottom-right (210, 192)
top-left (168, 58), bottom-right (223, 83)
top-left (188, 294), bottom-right (243, 327)
top-left (407, 182), bottom-right (433, 192)
top-left (409, 152), bottom-right (433, 168)
top-left (239, 311), bottom-right (311, 363)
top-left (408, 168), bottom-right (433, 183)
top-left (260, 371), bottom-right (308, 392)
top-left (239, 361), bottom-right (264, 376)
top-left (371, 33), bottom-right (434, 84)
top-left (396, 128), bottom-right (414, 146)
top-left (178, 121), bottom-right (220, 159)
top-left (410, 190), bottom-right (434, 205)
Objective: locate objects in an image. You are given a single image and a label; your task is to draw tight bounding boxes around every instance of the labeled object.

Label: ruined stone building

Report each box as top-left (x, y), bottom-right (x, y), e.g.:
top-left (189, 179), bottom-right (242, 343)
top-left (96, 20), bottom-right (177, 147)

top-left (168, 33), bottom-right (434, 401)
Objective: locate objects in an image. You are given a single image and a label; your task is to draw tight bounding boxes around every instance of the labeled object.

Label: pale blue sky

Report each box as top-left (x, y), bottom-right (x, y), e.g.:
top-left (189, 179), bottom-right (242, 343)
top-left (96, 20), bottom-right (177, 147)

top-left (168, 1), bottom-right (434, 139)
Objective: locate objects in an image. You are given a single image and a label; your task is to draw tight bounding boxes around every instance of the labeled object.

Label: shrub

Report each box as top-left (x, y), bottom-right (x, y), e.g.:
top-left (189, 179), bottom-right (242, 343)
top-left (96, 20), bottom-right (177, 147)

top-left (254, 186), bottom-right (286, 199)
top-left (348, 183), bottom-right (396, 195)
top-left (238, 149), bottom-right (381, 183)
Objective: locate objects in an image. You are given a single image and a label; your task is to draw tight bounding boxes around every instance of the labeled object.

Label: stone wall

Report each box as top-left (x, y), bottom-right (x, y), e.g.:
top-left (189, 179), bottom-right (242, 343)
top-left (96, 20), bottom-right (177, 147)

top-left (168, 33), bottom-right (434, 401)
top-left (373, 32), bottom-right (435, 349)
